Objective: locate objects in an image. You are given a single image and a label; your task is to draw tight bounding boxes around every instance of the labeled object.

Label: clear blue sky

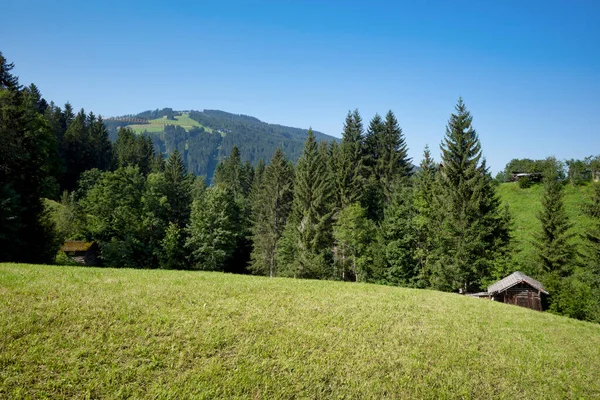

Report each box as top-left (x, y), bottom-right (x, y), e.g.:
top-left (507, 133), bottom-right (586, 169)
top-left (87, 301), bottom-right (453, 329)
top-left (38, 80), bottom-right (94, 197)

top-left (2, 0), bottom-right (599, 173)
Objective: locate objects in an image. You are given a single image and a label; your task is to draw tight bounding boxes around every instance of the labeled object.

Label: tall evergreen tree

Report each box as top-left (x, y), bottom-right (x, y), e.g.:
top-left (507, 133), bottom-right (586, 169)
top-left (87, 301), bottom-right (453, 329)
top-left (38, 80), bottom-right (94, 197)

top-left (412, 146), bottom-right (437, 287)
top-left (534, 158), bottom-right (575, 277)
top-left (0, 52), bottom-right (60, 263)
top-left (163, 150), bottom-right (193, 228)
top-left (379, 111), bottom-right (412, 193)
top-left (429, 98), bottom-right (510, 292)
top-left (277, 129), bottom-right (333, 278)
top-left (249, 149), bottom-right (294, 277)
top-left (334, 110), bottom-right (365, 209)
top-left (363, 114), bottom-right (386, 220)
top-left (382, 182), bottom-right (417, 286)
top-left (114, 127), bottom-right (155, 175)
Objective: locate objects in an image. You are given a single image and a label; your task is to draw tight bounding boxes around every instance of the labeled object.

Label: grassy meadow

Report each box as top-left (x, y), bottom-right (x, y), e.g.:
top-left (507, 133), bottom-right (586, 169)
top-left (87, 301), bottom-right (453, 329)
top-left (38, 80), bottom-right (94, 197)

top-left (497, 182), bottom-right (595, 269)
top-left (128, 113), bottom-right (216, 134)
top-left (2, 263), bottom-right (600, 399)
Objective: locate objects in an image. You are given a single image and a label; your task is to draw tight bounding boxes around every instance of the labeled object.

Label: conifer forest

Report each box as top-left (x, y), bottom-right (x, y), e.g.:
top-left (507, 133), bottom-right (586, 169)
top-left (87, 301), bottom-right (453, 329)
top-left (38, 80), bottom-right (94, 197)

top-left (1, 51), bottom-right (599, 323)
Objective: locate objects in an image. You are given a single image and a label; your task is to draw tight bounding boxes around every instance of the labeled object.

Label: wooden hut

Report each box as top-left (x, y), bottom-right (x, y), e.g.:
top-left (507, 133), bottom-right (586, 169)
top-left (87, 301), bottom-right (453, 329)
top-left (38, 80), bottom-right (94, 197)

top-left (60, 241), bottom-right (99, 266)
top-left (482, 271), bottom-right (548, 311)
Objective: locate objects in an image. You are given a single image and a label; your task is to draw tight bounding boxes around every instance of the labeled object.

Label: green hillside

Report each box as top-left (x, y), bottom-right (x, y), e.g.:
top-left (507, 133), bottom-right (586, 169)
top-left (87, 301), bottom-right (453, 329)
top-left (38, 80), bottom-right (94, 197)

top-left (497, 182), bottom-right (595, 270)
top-left (2, 263), bottom-right (599, 398)
top-left (103, 108), bottom-right (337, 181)
top-left (127, 113), bottom-right (217, 135)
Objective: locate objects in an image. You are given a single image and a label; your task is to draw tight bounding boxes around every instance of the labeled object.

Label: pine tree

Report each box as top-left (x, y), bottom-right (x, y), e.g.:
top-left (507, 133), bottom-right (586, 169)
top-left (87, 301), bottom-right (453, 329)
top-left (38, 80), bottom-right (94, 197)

top-left (379, 111), bottom-right (412, 198)
top-left (249, 149), bottom-right (294, 277)
top-left (382, 182), bottom-right (417, 286)
top-left (534, 158), bottom-right (575, 277)
top-left (334, 110), bottom-right (365, 209)
top-left (413, 146), bottom-right (437, 287)
top-left (164, 150), bottom-right (193, 228)
top-left (0, 52), bottom-right (60, 263)
top-left (363, 114), bottom-right (385, 220)
top-left (277, 129), bottom-right (333, 279)
top-left (429, 98), bottom-right (510, 292)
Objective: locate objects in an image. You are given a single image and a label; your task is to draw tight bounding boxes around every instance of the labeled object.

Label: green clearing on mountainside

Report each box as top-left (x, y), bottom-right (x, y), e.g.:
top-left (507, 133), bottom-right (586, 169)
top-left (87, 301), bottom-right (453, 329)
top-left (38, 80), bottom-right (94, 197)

top-left (1, 263), bottom-right (599, 399)
top-left (128, 112), bottom-right (216, 134)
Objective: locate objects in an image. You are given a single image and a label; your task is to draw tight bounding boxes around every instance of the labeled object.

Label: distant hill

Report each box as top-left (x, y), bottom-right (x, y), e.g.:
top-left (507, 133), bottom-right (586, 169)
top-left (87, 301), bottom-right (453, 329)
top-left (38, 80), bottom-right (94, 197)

top-left (104, 108), bottom-right (337, 180)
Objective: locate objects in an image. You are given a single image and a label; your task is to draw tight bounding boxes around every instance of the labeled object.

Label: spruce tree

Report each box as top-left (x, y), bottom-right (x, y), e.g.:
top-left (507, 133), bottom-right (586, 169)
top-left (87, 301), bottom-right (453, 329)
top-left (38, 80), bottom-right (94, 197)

top-left (379, 111), bottom-right (412, 197)
top-left (277, 129), bottom-right (333, 278)
top-left (430, 98), bottom-right (510, 292)
top-left (363, 114), bottom-right (385, 220)
top-left (249, 149), bottom-right (294, 277)
top-left (164, 150), bottom-right (193, 228)
top-left (382, 183), bottom-right (417, 286)
top-left (534, 158), bottom-right (575, 277)
top-left (0, 52), bottom-right (60, 263)
top-left (412, 146), bottom-right (437, 287)
top-left (334, 110), bottom-right (365, 209)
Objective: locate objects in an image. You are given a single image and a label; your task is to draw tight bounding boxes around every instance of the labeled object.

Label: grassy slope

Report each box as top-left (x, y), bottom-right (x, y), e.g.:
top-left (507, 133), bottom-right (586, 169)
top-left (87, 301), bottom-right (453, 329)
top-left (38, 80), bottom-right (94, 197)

top-left (2, 264), bottom-right (600, 399)
top-left (128, 113), bottom-right (215, 134)
top-left (497, 182), bottom-right (595, 270)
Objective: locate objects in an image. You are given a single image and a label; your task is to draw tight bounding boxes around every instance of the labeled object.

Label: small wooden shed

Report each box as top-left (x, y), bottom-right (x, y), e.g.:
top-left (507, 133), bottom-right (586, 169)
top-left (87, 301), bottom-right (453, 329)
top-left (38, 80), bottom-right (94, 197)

top-left (475, 271), bottom-right (548, 311)
top-left (60, 241), bottom-right (99, 266)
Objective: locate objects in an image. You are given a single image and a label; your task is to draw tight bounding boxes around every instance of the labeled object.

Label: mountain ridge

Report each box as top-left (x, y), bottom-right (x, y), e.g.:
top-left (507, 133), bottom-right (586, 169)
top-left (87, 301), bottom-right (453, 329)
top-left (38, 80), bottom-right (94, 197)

top-left (103, 108), bottom-right (338, 181)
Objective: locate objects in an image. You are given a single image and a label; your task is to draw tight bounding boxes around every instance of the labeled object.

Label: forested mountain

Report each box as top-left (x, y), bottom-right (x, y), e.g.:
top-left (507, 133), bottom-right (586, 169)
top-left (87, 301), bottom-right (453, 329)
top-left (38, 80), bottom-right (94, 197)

top-left (104, 108), bottom-right (337, 182)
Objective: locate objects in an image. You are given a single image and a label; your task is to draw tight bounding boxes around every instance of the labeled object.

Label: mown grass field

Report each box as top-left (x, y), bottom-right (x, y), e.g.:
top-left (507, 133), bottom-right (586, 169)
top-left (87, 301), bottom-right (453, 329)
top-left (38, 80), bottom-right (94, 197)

top-left (497, 182), bottom-right (595, 269)
top-left (2, 264), bottom-right (600, 398)
top-left (128, 113), bottom-right (215, 134)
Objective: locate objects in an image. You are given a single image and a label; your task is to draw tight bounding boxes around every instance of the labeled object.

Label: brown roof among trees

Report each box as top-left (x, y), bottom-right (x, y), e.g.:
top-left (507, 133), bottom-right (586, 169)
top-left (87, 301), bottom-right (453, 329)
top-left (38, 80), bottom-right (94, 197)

top-left (61, 241), bottom-right (96, 252)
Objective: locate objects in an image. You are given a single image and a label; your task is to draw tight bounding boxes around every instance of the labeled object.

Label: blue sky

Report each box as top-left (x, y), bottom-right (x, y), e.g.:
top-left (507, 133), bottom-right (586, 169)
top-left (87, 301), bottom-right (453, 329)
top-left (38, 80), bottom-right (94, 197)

top-left (2, 0), bottom-right (599, 173)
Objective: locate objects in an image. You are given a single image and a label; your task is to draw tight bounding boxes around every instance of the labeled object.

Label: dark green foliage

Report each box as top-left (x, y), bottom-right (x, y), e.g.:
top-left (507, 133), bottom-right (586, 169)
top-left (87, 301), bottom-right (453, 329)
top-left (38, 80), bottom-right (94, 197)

top-left (382, 184), bottom-right (417, 286)
top-left (333, 110), bottom-right (365, 209)
top-left (278, 129), bottom-right (333, 279)
top-left (333, 203), bottom-right (378, 282)
top-left (534, 158), bottom-right (575, 277)
top-left (429, 99), bottom-right (510, 292)
top-left (79, 166), bottom-right (150, 268)
top-left (0, 52), bottom-right (60, 263)
top-left (581, 182), bottom-right (600, 322)
top-left (114, 127), bottom-right (155, 175)
top-left (159, 222), bottom-right (187, 270)
top-left (61, 110), bottom-right (112, 192)
top-left (518, 175), bottom-right (534, 188)
top-left (163, 150), bottom-right (193, 228)
top-left (249, 149), bottom-right (294, 277)
top-left (412, 146), bottom-right (437, 287)
top-left (186, 185), bottom-right (241, 271)
top-left (502, 158), bottom-right (562, 182)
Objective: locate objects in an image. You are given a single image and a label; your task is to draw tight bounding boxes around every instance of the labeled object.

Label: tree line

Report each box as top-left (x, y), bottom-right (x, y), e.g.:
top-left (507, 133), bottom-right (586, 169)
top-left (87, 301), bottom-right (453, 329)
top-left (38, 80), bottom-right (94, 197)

top-left (1, 52), bottom-right (598, 323)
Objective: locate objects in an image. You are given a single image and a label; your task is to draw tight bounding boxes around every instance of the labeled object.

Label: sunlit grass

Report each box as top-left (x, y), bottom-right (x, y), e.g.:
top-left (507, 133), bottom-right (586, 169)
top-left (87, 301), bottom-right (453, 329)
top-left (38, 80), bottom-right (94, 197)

top-left (1, 263), bottom-right (599, 398)
top-left (128, 113), bottom-right (214, 134)
top-left (497, 182), bottom-right (595, 270)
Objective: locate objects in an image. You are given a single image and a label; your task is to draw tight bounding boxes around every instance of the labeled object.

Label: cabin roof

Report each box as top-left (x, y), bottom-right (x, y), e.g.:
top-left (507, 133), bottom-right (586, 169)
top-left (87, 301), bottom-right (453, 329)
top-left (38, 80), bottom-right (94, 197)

top-left (61, 241), bottom-right (96, 252)
top-left (488, 271), bottom-right (548, 295)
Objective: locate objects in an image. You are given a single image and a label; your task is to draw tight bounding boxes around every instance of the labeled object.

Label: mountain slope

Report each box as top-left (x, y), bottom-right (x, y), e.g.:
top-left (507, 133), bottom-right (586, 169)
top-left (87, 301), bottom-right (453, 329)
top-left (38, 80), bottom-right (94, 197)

top-left (2, 263), bottom-right (599, 398)
top-left (104, 108), bottom-right (337, 180)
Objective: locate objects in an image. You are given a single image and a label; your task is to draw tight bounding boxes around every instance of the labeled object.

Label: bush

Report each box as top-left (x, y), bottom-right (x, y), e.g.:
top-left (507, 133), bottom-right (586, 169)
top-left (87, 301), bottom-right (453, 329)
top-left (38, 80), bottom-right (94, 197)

top-left (518, 176), bottom-right (533, 188)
